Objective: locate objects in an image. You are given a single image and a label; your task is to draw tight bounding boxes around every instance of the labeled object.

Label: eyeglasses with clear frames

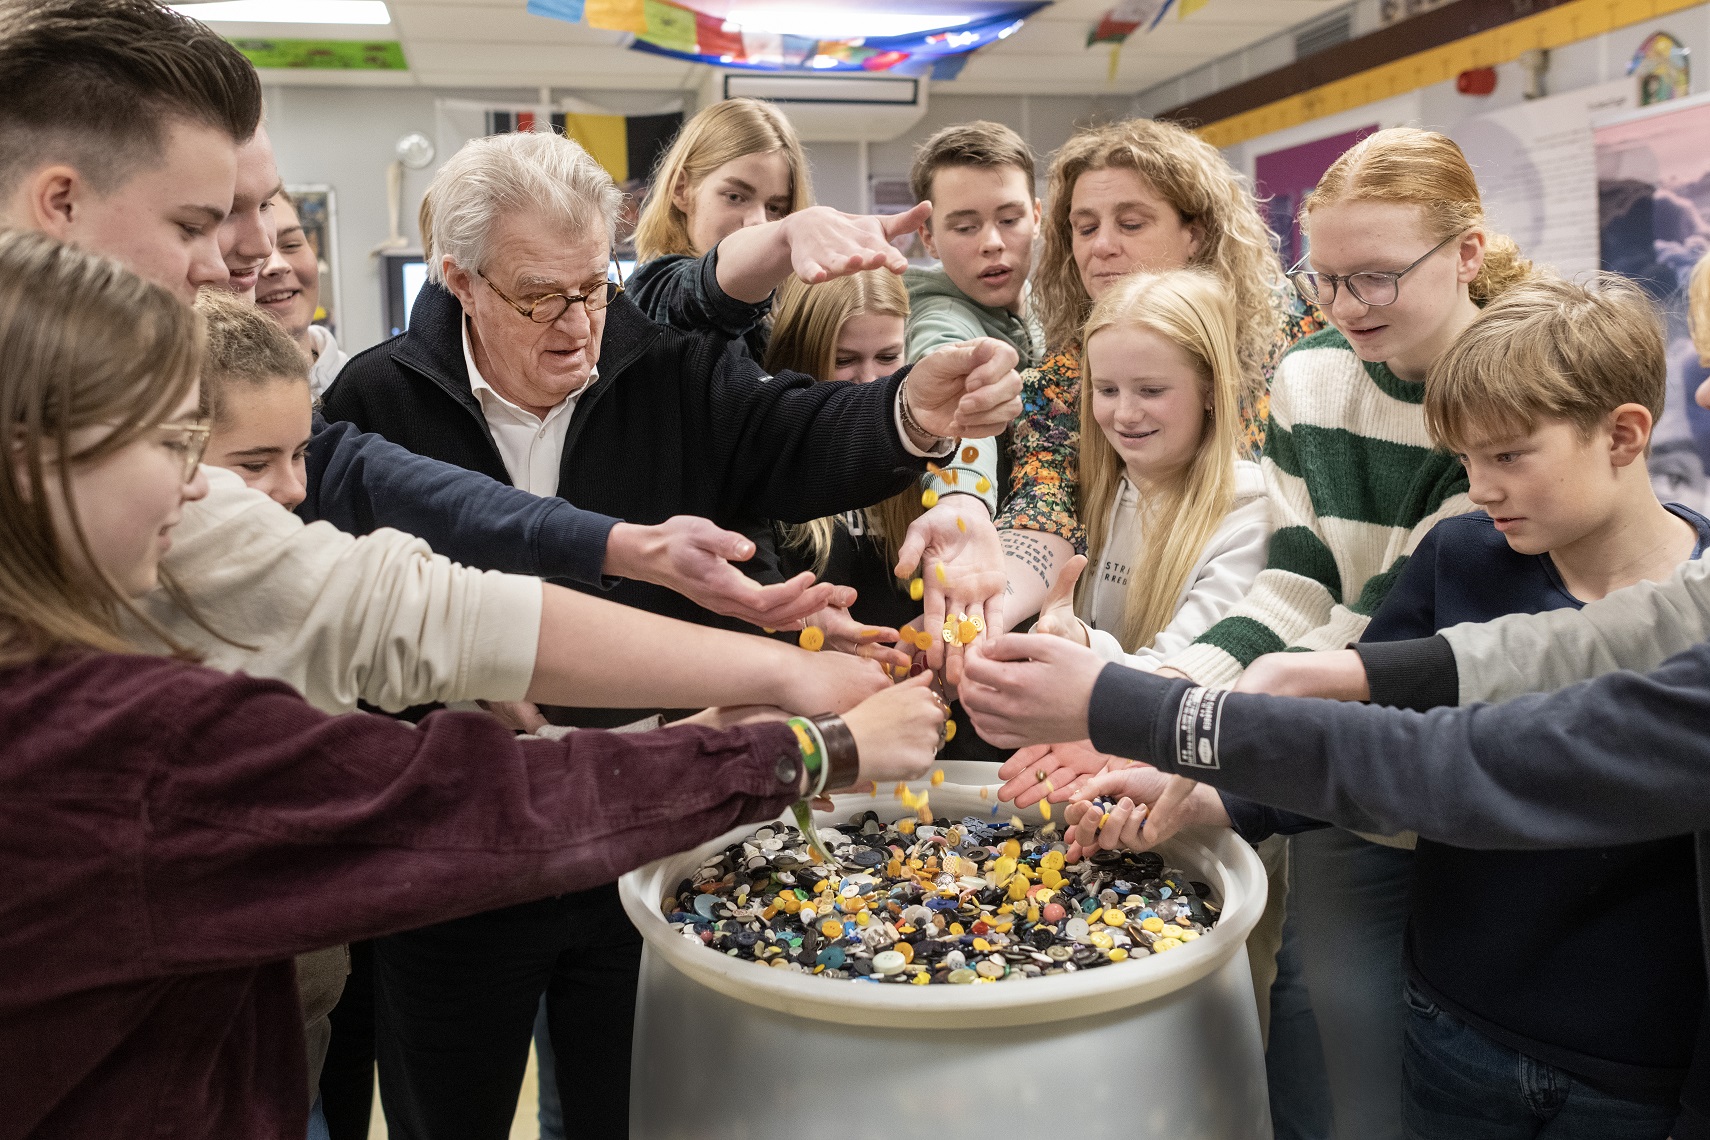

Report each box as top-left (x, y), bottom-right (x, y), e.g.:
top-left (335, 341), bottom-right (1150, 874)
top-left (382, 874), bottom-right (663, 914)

top-left (156, 420), bottom-right (211, 482)
top-left (1287, 233), bottom-right (1461, 308)
top-left (480, 270), bottom-right (623, 324)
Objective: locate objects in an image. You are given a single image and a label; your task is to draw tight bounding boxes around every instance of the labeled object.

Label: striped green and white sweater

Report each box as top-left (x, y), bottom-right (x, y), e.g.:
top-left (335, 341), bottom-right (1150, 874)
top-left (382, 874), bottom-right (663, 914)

top-left (1164, 326), bottom-right (1473, 688)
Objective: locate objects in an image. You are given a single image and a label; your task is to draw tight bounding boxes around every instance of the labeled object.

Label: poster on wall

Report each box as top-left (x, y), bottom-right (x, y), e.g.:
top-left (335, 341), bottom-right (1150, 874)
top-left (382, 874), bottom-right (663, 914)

top-left (1253, 125), bottom-right (1378, 268)
top-left (1455, 79), bottom-right (1631, 282)
top-left (283, 184), bottom-right (339, 341)
top-left (1631, 31), bottom-right (1690, 106)
top-left (1595, 92), bottom-right (1710, 511)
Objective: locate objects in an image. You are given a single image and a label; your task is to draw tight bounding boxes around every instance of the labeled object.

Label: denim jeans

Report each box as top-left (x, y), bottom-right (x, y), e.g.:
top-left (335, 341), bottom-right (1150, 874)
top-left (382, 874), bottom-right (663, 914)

top-left (1401, 980), bottom-right (1676, 1140)
top-left (1288, 826), bottom-right (1413, 1140)
top-left (534, 998), bottom-right (564, 1140)
top-left (1267, 910), bottom-right (1335, 1140)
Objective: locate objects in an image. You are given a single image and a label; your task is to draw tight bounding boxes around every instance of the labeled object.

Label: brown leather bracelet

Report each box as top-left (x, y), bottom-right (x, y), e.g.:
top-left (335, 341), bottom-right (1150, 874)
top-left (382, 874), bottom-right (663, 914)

top-left (809, 713), bottom-right (860, 791)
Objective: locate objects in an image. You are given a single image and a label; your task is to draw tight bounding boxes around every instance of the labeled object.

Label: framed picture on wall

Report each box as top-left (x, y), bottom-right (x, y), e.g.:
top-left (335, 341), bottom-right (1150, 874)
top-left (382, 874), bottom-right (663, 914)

top-left (284, 184), bottom-right (341, 340)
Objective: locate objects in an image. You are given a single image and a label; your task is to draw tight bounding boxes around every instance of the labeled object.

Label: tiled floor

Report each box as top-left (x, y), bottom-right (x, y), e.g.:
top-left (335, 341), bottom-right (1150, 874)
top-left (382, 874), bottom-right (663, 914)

top-left (364, 1045), bottom-right (541, 1139)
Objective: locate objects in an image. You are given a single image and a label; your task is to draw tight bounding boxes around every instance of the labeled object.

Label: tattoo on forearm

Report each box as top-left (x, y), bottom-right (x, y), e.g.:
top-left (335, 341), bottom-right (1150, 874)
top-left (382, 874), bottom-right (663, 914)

top-left (1001, 530), bottom-right (1056, 587)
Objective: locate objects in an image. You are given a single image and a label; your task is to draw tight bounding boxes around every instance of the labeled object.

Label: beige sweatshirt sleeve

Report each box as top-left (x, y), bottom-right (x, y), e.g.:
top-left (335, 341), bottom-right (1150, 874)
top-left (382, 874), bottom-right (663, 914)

top-left (1444, 555), bottom-right (1710, 704)
top-left (133, 467), bottom-right (542, 714)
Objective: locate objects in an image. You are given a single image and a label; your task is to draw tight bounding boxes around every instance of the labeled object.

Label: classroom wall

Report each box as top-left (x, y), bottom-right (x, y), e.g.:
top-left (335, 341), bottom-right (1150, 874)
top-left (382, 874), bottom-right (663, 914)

top-left (261, 85), bottom-right (1134, 353)
top-left (1215, 4), bottom-right (1710, 179)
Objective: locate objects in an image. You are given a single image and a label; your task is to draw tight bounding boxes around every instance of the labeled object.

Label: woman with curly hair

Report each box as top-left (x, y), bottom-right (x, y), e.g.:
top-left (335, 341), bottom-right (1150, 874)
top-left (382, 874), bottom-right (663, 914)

top-left (996, 117), bottom-right (1317, 624)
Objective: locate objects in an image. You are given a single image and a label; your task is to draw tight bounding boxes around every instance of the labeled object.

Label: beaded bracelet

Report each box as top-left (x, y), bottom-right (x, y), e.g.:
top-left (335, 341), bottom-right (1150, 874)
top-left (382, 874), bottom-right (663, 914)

top-left (786, 716), bottom-right (829, 798)
top-left (896, 376), bottom-right (953, 452)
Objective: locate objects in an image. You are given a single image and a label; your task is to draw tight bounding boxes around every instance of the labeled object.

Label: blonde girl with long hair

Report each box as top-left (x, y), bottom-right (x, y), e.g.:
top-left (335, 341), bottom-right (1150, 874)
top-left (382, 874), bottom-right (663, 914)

top-left (1031, 270), bottom-right (1269, 668)
top-left (995, 117), bottom-right (1308, 629)
top-left (627, 96), bottom-right (927, 358)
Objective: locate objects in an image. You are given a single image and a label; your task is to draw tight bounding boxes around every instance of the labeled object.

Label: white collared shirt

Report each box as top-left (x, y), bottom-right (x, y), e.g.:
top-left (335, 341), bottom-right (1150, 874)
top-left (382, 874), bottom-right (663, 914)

top-left (461, 319), bottom-right (590, 497)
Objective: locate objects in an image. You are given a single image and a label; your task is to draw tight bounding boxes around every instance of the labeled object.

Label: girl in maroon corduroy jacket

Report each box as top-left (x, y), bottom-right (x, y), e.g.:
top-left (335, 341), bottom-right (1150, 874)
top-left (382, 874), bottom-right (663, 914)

top-left (0, 236), bottom-right (944, 1140)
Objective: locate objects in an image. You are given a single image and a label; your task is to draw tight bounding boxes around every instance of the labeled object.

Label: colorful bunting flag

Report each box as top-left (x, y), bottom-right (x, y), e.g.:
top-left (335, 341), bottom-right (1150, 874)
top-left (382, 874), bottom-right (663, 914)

top-left (583, 0), bottom-right (646, 35)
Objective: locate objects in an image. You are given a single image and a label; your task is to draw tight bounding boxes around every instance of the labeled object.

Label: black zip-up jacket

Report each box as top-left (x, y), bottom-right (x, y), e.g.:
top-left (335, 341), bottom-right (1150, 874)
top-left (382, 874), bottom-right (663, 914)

top-left (323, 282), bottom-right (926, 638)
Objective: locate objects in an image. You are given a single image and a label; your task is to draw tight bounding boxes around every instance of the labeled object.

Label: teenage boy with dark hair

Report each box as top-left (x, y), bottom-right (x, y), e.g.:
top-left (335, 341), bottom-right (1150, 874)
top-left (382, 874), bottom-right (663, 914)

top-left (905, 120), bottom-right (1043, 513)
top-left (968, 275), bottom-right (1710, 1140)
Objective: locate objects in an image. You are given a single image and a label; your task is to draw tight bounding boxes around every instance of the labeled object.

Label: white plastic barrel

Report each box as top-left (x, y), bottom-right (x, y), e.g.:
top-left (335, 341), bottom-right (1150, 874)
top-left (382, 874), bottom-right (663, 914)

top-left (619, 780), bottom-right (1272, 1139)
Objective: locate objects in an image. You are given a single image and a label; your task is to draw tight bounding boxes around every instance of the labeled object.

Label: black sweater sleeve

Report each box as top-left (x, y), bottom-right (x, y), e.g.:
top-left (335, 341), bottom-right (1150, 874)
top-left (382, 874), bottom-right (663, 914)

top-left (302, 416), bottom-right (618, 588)
top-left (700, 353), bottom-right (928, 524)
top-left (1086, 647), bottom-right (1710, 850)
top-left (627, 250), bottom-right (772, 343)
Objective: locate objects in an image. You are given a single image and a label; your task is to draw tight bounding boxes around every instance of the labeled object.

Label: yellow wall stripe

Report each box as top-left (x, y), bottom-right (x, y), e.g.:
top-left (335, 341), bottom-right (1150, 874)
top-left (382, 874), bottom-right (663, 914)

top-left (1199, 0), bottom-right (1702, 148)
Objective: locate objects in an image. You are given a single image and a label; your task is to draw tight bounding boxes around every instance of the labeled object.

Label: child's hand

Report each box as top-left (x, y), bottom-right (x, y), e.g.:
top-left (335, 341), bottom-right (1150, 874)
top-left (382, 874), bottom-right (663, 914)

top-left (840, 672), bottom-right (948, 789)
top-left (1031, 554), bottom-right (1090, 646)
top-left (1065, 768), bottom-right (1232, 856)
top-left (995, 738), bottom-right (1123, 807)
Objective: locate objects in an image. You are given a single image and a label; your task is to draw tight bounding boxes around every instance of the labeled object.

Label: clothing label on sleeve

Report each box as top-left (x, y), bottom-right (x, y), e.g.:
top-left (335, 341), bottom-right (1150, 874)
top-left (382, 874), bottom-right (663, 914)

top-left (1173, 686), bottom-right (1226, 771)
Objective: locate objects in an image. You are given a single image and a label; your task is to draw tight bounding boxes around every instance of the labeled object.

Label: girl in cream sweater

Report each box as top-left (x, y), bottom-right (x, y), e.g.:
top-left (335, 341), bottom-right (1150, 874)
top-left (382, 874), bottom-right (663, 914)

top-left (1035, 269), bottom-right (1270, 668)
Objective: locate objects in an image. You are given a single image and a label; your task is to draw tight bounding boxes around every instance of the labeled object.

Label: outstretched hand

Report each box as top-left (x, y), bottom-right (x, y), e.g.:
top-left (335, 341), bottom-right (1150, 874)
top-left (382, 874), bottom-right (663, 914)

top-left (959, 632), bottom-right (1104, 748)
top-left (783, 201), bottom-right (931, 283)
top-left (802, 605), bottom-right (910, 671)
top-left (995, 738), bottom-right (1124, 807)
top-left (608, 517), bottom-right (853, 631)
top-left (903, 338), bottom-right (1022, 441)
top-left (1062, 767), bottom-right (1231, 858)
top-left (893, 496), bottom-right (1006, 685)
top-left (1031, 554), bottom-right (1089, 644)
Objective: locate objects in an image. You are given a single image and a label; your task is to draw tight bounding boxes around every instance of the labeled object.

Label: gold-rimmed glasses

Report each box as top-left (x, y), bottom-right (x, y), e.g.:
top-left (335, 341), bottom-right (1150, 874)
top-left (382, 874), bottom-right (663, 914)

top-left (156, 419), bottom-right (212, 481)
top-left (480, 271), bottom-right (622, 324)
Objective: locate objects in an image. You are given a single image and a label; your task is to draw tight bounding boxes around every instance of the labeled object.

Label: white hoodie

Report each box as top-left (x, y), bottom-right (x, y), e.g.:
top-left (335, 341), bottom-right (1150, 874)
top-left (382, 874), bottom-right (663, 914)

top-left (1080, 458), bottom-right (1271, 672)
top-left (306, 324), bottom-right (347, 399)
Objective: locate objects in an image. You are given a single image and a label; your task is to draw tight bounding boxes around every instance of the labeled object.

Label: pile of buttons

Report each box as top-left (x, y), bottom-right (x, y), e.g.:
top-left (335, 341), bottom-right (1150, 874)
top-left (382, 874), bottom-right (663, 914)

top-left (660, 809), bottom-right (1220, 984)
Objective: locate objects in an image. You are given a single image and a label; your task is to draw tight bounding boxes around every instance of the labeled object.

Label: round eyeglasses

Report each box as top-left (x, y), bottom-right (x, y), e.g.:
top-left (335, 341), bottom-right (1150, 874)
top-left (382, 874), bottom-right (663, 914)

top-left (1287, 233), bottom-right (1459, 308)
top-left (480, 272), bottom-right (622, 324)
top-left (156, 419), bottom-right (211, 482)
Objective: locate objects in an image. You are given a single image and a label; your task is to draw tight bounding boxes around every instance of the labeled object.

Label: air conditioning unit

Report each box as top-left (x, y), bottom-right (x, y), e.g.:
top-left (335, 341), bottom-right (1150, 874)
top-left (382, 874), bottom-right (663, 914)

top-left (699, 71), bottom-right (930, 142)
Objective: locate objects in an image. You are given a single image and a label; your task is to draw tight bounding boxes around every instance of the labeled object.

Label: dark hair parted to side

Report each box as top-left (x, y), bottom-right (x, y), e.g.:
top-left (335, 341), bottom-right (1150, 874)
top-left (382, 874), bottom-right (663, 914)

top-left (194, 290), bottom-right (311, 426)
top-left (0, 0), bottom-right (263, 197)
top-left (1425, 273), bottom-right (1665, 453)
top-left (908, 120), bottom-right (1036, 216)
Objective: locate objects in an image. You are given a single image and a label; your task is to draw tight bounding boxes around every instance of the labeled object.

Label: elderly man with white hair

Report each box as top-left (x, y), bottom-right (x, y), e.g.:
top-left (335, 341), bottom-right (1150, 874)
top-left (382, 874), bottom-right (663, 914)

top-left (323, 129), bottom-right (1022, 1140)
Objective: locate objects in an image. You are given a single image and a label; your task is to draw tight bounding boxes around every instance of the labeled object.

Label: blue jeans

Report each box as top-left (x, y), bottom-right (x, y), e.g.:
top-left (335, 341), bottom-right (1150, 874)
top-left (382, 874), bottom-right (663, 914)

top-left (306, 1098), bottom-right (331, 1140)
top-left (534, 998), bottom-right (564, 1140)
top-left (1289, 826), bottom-right (1413, 1140)
top-left (1268, 909), bottom-right (1335, 1140)
top-left (1401, 981), bottom-right (1676, 1140)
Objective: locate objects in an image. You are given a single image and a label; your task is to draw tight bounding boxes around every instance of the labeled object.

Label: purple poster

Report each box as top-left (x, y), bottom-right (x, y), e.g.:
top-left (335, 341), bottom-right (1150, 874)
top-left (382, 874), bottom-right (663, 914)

top-left (1255, 125), bottom-right (1379, 268)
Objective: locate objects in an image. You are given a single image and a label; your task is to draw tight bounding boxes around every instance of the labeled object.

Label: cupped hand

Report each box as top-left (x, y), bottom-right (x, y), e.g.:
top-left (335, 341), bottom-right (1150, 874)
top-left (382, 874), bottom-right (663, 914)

top-left (478, 699), bottom-right (549, 734)
top-left (959, 632), bottom-right (1104, 749)
top-left (615, 516), bottom-right (854, 631)
top-left (893, 496), bottom-right (1006, 685)
top-left (839, 671), bottom-right (947, 788)
top-left (904, 339), bottom-right (1022, 440)
top-left (783, 202), bottom-right (930, 283)
top-left (803, 605), bottom-right (910, 671)
top-left (1065, 767), bottom-right (1231, 855)
top-left (1031, 554), bottom-right (1089, 644)
top-left (779, 649), bottom-right (890, 716)
top-left (995, 738), bottom-right (1123, 807)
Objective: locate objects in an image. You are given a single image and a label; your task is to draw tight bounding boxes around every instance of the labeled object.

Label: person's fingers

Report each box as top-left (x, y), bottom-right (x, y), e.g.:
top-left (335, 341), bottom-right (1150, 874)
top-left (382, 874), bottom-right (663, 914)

top-left (691, 520), bottom-right (757, 562)
top-left (880, 201), bottom-right (933, 241)
top-left (1043, 554), bottom-right (1088, 611)
top-left (1117, 798), bottom-right (1148, 850)
top-left (1098, 798), bottom-right (1137, 850)
top-left (1140, 776), bottom-right (1196, 849)
top-left (921, 566), bottom-right (947, 671)
top-left (893, 523), bottom-right (927, 582)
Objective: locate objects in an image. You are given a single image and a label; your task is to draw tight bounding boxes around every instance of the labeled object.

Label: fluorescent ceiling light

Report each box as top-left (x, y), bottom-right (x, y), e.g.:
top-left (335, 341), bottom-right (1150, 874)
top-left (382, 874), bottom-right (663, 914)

top-left (170, 1), bottom-right (392, 24)
top-left (721, 4), bottom-right (976, 39)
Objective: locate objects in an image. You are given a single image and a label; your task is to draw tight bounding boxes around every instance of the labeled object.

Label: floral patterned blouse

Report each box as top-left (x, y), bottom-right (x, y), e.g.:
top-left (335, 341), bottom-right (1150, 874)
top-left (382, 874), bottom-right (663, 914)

top-left (996, 295), bottom-right (1325, 552)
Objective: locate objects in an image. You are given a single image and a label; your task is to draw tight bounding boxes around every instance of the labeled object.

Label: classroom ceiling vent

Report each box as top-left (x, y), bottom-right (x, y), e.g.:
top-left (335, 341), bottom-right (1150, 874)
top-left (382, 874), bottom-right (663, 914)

top-left (701, 72), bottom-right (930, 142)
top-left (1294, 11), bottom-right (1352, 60)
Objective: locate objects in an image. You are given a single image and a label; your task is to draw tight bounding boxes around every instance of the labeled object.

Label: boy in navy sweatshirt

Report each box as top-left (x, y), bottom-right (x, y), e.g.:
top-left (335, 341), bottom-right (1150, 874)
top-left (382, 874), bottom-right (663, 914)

top-left (1013, 275), bottom-right (1709, 1140)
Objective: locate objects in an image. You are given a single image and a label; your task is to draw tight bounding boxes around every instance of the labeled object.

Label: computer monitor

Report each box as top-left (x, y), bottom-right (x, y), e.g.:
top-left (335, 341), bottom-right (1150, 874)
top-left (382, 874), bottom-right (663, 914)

top-left (381, 252), bottom-right (428, 339)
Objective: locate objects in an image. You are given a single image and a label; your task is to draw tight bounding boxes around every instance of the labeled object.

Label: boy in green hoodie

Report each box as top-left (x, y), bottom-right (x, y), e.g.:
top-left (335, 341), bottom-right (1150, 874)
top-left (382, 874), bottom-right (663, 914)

top-left (906, 120), bottom-right (1043, 513)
